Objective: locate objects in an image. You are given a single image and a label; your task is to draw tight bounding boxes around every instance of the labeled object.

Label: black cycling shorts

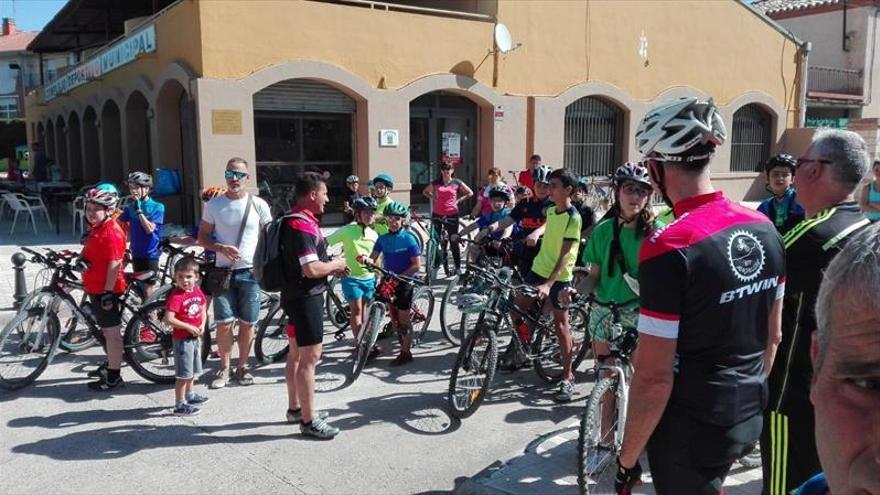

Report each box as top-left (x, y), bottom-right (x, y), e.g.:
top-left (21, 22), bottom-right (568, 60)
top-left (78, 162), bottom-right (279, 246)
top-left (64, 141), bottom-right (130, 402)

top-left (89, 293), bottom-right (123, 328)
top-left (392, 281), bottom-right (414, 310)
top-left (646, 410), bottom-right (763, 495)
top-left (523, 271), bottom-right (571, 310)
top-left (283, 293), bottom-right (324, 348)
top-left (131, 258), bottom-right (160, 284)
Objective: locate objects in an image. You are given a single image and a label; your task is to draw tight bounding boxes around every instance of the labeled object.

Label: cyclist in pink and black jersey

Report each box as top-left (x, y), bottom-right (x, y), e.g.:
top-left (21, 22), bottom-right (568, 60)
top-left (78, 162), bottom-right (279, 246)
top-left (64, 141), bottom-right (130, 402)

top-left (422, 161), bottom-right (473, 274)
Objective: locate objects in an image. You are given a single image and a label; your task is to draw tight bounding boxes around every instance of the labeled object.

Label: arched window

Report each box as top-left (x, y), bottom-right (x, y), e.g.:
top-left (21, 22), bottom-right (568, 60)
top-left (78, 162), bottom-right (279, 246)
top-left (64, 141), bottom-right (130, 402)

top-left (730, 104), bottom-right (772, 172)
top-left (564, 96), bottom-right (624, 176)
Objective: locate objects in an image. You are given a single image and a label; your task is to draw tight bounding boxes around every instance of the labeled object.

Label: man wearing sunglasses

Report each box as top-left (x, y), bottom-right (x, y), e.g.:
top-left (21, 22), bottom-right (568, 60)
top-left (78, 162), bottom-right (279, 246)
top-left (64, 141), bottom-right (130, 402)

top-left (615, 97), bottom-right (785, 495)
top-left (762, 129), bottom-right (871, 495)
top-left (199, 157), bottom-right (273, 389)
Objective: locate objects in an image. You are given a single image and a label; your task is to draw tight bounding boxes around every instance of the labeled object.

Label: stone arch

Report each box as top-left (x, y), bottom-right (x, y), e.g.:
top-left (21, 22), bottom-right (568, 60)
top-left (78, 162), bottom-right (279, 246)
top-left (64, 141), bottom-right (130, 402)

top-left (82, 106), bottom-right (100, 184)
top-left (67, 111), bottom-right (83, 182)
top-left (156, 78), bottom-right (198, 225)
top-left (101, 99), bottom-right (124, 184)
top-left (125, 90), bottom-right (152, 177)
top-left (55, 115), bottom-right (69, 179)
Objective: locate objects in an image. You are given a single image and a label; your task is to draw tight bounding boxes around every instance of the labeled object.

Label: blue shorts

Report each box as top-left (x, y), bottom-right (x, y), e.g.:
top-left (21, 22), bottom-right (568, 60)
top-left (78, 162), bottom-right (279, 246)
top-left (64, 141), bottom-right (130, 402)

top-left (214, 269), bottom-right (261, 325)
top-left (341, 277), bottom-right (376, 303)
top-left (173, 337), bottom-right (202, 380)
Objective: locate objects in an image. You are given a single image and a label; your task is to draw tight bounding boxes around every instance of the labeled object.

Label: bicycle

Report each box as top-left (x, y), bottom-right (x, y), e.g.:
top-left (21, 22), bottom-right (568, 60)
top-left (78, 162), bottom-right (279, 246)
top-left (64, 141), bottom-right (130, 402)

top-left (0, 247), bottom-right (175, 389)
top-left (439, 236), bottom-right (520, 345)
top-left (409, 209), bottom-right (471, 284)
top-left (447, 268), bottom-right (590, 419)
top-left (575, 296), bottom-right (639, 494)
top-left (583, 171), bottom-right (613, 214)
top-left (325, 275), bottom-right (351, 336)
top-left (347, 262), bottom-right (435, 385)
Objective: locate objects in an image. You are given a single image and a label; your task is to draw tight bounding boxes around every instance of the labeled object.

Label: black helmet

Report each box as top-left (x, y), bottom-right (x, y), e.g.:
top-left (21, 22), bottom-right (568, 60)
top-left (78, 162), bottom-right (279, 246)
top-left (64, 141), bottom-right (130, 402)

top-left (531, 166), bottom-right (553, 185)
top-left (764, 153), bottom-right (796, 175)
top-left (352, 196), bottom-right (377, 211)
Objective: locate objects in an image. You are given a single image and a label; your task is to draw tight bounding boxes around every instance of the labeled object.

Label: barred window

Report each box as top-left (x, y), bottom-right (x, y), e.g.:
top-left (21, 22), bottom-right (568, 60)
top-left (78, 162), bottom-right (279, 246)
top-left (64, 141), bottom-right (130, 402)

top-left (564, 96), bottom-right (624, 176)
top-left (730, 104), bottom-right (772, 172)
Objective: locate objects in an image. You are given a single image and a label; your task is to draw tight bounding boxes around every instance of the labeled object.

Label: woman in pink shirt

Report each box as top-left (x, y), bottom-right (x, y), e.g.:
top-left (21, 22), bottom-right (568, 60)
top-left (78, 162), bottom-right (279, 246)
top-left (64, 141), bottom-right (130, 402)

top-left (422, 161), bottom-right (474, 274)
top-left (471, 167), bottom-right (514, 217)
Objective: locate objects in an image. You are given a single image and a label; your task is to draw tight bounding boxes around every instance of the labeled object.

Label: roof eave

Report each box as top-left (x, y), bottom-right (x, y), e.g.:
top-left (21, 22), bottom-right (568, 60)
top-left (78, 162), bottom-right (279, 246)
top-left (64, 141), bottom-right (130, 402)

top-left (738, 0), bottom-right (808, 47)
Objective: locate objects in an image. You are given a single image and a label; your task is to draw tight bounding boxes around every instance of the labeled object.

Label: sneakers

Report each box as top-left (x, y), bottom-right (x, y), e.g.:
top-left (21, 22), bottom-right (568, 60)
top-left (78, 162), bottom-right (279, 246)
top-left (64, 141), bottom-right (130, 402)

top-left (286, 408), bottom-right (330, 424)
top-left (173, 403), bottom-right (201, 416)
top-left (554, 380), bottom-right (575, 403)
top-left (186, 392), bottom-right (209, 405)
top-left (390, 351), bottom-right (413, 367)
top-left (300, 418), bottom-right (339, 440)
top-left (209, 368), bottom-right (230, 389)
top-left (367, 345), bottom-right (383, 360)
top-left (87, 362), bottom-right (108, 379)
top-left (377, 323), bottom-right (394, 340)
top-left (87, 374), bottom-right (124, 391)
top-left (235, 367), bottom-right (255, 386)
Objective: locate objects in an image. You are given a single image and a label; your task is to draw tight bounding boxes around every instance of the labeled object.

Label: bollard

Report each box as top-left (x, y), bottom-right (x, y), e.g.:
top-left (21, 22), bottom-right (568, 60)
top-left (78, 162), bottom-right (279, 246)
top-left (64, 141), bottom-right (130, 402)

top-left (11, 252), bottom-right (27, 310)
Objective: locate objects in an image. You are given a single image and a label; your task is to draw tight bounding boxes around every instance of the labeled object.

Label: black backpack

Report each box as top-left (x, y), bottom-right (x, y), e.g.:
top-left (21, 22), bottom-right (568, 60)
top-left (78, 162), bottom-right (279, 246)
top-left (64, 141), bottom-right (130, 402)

top-left (253, 212), bottom-right (304, 291)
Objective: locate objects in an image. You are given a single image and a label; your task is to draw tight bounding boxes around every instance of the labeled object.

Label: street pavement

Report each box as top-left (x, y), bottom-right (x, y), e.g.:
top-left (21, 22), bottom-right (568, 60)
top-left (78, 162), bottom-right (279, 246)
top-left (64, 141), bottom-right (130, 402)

top-left (0, 217), bottom-right (762, 494)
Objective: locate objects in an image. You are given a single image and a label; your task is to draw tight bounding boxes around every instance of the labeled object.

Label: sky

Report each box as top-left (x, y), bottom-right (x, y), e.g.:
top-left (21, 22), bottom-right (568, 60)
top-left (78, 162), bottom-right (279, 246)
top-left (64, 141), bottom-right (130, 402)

top-left (0, 0), bottom-right (66, 32)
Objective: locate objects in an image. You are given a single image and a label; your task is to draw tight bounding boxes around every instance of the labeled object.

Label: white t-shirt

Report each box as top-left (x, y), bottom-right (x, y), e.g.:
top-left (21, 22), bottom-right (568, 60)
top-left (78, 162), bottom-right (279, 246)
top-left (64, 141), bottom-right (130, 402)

top-left (202, 193), bottom-right (272, 269)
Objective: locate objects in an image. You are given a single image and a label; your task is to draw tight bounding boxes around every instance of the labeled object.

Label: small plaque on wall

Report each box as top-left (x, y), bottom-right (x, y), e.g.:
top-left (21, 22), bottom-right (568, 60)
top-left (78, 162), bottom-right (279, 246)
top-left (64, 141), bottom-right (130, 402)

top-left (212, 110), bottom-right (242, 135)
top-left (379, 129), bottom-right (399, 147)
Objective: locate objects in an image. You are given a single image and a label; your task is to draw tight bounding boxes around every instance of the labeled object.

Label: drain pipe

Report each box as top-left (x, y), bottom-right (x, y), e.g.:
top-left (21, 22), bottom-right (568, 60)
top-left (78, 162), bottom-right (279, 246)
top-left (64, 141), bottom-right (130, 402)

top-left (799, 41), bottom-right (812, 128)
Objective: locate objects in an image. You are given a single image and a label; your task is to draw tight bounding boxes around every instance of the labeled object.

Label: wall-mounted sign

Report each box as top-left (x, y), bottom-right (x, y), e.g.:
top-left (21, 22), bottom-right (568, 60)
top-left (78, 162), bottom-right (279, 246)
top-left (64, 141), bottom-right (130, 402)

top-left (441, 131), bottom-right (462, 166)
top-left (494, 105), bottom-right (504, 121)
top-left (44, 24), bottom-right (157, 102)
top-left (379, 129), bottom-right (399, 147)
top-left (212, 110), bottom-right (242, 135)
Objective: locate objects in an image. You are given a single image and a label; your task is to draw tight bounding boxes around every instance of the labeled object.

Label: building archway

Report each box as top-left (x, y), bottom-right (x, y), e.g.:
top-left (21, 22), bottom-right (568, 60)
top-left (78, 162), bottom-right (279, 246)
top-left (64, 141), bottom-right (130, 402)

top-left (730, 103), bottom-right (773, 173)
top-left (253, 78), bottom-right (357, 213)
top-left (67, 111), bottom-right (83, 183)
top-left (55, 116), bottom-right (69, 179)
top-left (156, 79), bottom-right (198, 226)
top-left (408, 91), bottom-right (483, 206)
top-left (82, 106), bottom-right (101, 184)
top-left (101, 100), bottom-right (124, 184)
top-left (563, 96), bottom-right (626, 176)
top-left (45, 119), bottom-right (56, 171)
top-left (125, 91), bottom-right (152, 176)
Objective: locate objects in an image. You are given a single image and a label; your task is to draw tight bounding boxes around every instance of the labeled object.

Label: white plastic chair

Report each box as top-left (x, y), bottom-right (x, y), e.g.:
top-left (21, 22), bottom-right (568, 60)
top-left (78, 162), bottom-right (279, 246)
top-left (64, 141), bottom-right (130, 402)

top-left (1, 192), bottom-right (39, 234)
top-left (71, 196), bottom-right (85, 235)
top-left (15, 193), bottom-right (53, 230)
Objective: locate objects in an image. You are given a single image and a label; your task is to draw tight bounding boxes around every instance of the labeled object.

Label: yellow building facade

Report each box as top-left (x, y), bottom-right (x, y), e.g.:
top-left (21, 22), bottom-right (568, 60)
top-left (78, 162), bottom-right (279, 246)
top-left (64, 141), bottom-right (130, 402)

top-left (25, 0), bottom-right (805, 225)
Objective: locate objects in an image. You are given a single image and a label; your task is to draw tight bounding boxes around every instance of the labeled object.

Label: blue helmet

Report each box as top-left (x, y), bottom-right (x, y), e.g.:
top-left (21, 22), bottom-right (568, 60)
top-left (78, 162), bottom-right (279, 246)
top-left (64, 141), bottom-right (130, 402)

top-left (373, 174), bottom-right (394, 189)
top-left (95, 182), bottom-right (120, 195)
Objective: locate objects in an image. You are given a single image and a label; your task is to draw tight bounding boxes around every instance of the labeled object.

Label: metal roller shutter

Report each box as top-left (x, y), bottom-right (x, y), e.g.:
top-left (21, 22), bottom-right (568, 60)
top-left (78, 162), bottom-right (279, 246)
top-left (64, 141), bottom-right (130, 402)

top-left (253, 79), bottom-right (355, 114)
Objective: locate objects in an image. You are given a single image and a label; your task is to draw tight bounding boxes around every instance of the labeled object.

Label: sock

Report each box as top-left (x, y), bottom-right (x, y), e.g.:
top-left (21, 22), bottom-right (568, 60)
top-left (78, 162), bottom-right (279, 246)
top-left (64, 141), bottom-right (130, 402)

top-left (302, 420), bottom-right (312, 427)
top-left (107, 368), bottom-right (121, 381)
top-left (175, 399), bottom-right (185, 409)
top-left (289, 408), bottom-right (301, 415)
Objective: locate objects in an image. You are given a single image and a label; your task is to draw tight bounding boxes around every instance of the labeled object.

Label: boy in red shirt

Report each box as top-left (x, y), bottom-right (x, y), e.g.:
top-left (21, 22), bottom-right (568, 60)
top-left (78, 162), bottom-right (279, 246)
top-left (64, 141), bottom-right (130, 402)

top-left (164, 256), bottom-right (209, 416)
top-left (81, 185), bottom-right (128, 391)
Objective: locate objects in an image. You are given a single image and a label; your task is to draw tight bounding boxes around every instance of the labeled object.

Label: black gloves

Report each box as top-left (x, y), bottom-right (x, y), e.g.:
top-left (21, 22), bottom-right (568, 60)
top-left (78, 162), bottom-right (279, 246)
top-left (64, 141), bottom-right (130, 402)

top-left (614, 457), bottom-right (642, 495)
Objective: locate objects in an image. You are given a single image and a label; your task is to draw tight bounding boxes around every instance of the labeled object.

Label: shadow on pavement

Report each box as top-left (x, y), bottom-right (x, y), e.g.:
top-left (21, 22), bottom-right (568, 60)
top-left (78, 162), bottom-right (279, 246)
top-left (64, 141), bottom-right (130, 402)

top-left (323, 390), bottom-right (462, 437)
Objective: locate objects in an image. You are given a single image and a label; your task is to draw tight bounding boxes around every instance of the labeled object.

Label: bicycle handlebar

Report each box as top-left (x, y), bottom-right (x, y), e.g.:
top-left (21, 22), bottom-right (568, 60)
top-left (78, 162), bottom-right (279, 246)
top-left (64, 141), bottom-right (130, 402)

top-left (359, 260), bottom-right (425, 287)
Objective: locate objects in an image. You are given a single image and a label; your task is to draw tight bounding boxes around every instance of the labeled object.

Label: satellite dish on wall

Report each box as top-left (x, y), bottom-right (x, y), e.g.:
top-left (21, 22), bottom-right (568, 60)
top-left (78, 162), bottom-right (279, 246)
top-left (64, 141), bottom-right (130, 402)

top-left (494, 23), bottom-right (521, 54)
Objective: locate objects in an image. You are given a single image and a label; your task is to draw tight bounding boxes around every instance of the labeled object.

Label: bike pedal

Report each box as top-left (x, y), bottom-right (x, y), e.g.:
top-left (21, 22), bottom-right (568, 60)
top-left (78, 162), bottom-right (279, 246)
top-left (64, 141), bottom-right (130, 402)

top-left (334, 330), bottom-right (346, 341)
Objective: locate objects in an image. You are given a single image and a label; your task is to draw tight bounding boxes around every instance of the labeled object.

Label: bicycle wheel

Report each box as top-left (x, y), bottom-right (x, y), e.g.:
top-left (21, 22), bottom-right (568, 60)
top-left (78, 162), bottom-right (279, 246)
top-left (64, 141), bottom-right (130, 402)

top-left (325, 276), bottom-right (350, 331)
top-left (533, 305), bottom-right (592, 383)
top-left (0, 290), bottom-right (61, 390)
top-left (577, 376), bottom-right (621, 494)
top-left (57, 288), bottom-right (98, 353)
top-left (254, 302), bottom-right (289, 364)
top-left (410, 286), bottom-right (435, 347)
top-left (349, 302), bottom-right (384, 385)
top-left (447, 325), bottom-right (497, 419)
top-left (122, 299), bottom-right (176, 384)
top-left (440, 274), bottom-right (467, 345)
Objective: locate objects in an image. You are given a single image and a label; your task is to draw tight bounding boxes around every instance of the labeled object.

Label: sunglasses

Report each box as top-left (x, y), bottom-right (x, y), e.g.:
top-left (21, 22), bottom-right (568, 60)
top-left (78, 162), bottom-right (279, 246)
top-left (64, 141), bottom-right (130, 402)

top-left (224, 170), bottom-right (249, 180)
top-left (621, 184), bottom-right (651, 197)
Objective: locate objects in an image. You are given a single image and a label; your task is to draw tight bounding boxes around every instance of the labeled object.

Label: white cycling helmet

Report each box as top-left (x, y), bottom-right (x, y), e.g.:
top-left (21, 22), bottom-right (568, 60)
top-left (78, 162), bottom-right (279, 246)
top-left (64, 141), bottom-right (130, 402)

top-left (531, 165), bottom-right (553, 185)
top-left (127, 171), bottom-right (153, 187)
top-left (635, 97), bottom-right (727, 162)
top-left (84, 187), bottom-right (119, 209)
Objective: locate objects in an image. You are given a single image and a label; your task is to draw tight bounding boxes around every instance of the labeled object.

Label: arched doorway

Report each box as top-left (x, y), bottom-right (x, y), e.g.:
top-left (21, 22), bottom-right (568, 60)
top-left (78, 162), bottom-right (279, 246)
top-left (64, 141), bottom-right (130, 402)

top-left (126, 91), bottom-right (152, 176)
top-left (45, 119), bottom-right (56, 173)
top-left (55, 116), bottom-right (68, 179)
top-left (253, 79), bottom-right (356, 213)
top-left (101, 100), bottom-right (124, 184)
top-left (156, 79), bottom-right (199, 226)
top-left (730, 104), bottom-right (773, 173)
top-left (409, 91), bottom-right (479, 206)
top-left (563, 96), bottom-right (625, 176)
top-left (67, 111), bottom-right (83, 183)
top-left (82, 106), bottom-right (101, 184)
